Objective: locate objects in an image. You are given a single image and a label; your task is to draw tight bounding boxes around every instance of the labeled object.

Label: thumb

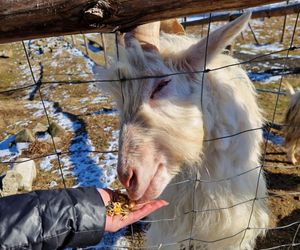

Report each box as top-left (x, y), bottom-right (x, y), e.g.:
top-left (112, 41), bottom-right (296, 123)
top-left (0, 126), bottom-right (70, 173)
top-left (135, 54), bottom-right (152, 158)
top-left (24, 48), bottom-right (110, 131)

top-left (121, 200), bottom-right (168, 227)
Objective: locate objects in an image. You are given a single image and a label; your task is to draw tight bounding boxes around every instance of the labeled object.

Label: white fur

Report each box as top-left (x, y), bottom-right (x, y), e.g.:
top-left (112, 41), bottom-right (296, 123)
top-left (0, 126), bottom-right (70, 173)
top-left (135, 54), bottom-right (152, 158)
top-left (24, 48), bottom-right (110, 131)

top-left (96, 14), bottom-right (269, 249)
top-left (147, 37), bottom-right (269, 249)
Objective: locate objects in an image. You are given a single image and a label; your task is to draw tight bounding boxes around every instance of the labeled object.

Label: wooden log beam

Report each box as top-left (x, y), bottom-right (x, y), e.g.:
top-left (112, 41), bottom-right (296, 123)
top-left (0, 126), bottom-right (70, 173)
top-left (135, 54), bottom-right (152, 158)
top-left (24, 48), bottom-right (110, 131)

top-left (182, 2), bottom-right (300, 27)
top-left (0, 0), bottom-right (285, 44)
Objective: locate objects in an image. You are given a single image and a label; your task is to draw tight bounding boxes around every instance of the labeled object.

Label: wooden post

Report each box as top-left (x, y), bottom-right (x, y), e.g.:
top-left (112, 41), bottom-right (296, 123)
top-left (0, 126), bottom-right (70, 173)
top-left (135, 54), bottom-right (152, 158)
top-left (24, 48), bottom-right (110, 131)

top-left (0, 0), bottom-right (285, 44)
top-left (280, 0), bottom-right (290, 43)
top-left (100, 33), bottom-right (108, 68)
top-left (71, 35), bottom-right (77, 46)
top-left (82, 34), bottom-right (89, 56)
top-left (248, 23), bottom-right (260, 45)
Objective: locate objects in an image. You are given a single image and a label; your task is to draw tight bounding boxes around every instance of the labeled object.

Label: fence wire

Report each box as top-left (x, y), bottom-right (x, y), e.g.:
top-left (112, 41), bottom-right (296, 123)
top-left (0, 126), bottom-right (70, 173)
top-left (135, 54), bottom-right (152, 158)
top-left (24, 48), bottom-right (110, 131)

top-left (0, 46), bottom-right (299, 95)
top-left (0, 6), bottom-right (300, 250)
top-left (21, 41), bottom-right (67, 188)
top-left (240, 10), bottom-right (299, 248)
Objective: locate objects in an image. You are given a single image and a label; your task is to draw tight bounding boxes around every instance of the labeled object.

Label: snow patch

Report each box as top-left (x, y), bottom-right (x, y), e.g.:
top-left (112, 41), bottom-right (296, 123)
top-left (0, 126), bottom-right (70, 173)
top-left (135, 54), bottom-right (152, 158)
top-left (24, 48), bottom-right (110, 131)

top-left (263, 129), bottom-right (284, 145)
top-left (248, 73), bottom-right (282, 83)
top-left (92, 96), bottom-right (108, 104)
top-left (240, 43), bottom-right (284, 53)
top-left (0, 135), bottom-right (29, 162)
top-left (40, 155), bottom-right (57, 171)
top-left (49, 181), bottom-right (58, 188)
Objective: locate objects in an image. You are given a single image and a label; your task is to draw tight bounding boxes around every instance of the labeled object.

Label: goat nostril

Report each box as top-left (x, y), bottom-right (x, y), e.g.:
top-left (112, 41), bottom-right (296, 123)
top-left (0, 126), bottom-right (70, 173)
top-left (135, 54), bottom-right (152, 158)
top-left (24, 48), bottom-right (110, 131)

top-left (125, 169), bottom-right (133, 188)
top-left (128, 170), bottom-right (137, 189)
top-left (118, 168), bottom-right (132, 189)
top-left (118, 168), bottom-right (138, 189)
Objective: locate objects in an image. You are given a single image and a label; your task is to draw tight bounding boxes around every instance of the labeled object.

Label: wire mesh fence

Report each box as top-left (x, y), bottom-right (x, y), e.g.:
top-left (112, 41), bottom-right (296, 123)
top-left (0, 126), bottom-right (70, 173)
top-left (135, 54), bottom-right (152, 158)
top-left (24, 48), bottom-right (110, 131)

top-left (0, 2), bottom-right (300, 250)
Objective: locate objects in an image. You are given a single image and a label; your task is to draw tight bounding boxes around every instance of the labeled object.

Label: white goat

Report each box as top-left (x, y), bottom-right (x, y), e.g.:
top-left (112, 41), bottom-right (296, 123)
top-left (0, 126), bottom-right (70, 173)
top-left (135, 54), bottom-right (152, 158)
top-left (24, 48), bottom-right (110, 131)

top-left (96, 13), bottom-right (269, 250)
top-left (283, 82), bottom-right (300, 164)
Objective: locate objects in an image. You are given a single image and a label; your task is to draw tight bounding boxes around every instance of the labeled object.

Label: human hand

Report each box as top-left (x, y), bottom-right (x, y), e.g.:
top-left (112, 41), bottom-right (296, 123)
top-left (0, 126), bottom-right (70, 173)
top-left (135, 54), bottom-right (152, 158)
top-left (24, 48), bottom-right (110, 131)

top-left (98, 188), bottom-right (168, 232)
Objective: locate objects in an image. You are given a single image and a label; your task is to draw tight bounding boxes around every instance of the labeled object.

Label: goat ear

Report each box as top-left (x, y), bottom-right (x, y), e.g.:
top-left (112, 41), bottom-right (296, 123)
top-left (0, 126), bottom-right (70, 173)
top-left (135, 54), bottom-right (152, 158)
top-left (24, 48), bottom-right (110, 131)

top-left (183, 12), bottom-right (251, 69)
top-left (125, 22), bottom-right (160, 51)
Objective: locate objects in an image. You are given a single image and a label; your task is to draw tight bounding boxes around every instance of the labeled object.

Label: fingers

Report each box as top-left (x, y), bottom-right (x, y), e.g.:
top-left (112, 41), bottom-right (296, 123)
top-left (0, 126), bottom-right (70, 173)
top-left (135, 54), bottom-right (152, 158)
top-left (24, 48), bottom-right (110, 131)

top-left (130, 200), bottom-right (168, 221)
top-left (105, 199), bottom-right (168, 232)
top-left (99, 188), bottom-right (169, 233)
top-left (117, 200), bottom-right (168, 229)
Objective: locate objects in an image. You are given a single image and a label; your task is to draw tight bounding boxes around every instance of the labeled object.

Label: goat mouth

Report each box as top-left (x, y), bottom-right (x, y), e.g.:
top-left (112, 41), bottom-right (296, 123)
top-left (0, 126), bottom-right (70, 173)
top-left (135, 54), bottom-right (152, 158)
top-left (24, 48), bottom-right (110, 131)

top-left (135, 163), bottom-right (169, 203)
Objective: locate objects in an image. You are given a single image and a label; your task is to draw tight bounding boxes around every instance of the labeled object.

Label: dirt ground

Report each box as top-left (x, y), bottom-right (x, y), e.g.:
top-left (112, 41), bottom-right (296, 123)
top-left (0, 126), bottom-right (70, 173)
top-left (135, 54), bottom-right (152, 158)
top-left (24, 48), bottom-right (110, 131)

top-left (254, 128), bottom-right (300, 249)
top-left (0, 12), bottom-right (300, 249)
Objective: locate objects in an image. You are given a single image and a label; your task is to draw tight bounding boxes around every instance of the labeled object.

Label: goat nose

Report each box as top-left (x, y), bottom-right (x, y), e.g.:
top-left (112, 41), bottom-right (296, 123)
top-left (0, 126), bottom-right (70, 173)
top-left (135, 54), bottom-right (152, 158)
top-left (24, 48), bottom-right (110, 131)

top-left (117, 167), bottom-right (135, 189)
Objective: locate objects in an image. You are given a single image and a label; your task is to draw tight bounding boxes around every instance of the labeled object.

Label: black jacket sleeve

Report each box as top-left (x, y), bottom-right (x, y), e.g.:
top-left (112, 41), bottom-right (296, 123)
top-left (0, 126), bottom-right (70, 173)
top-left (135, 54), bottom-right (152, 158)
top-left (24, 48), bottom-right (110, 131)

top-left (0, 187), bottom-right (106, 250)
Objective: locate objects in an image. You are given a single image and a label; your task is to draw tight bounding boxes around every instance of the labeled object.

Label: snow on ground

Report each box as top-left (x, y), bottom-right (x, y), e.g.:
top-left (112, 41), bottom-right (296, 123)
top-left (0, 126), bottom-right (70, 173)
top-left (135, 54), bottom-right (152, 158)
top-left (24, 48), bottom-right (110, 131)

top-left (80, 97), bottom-right (89, 103)
top-left (2, 97), bottom-right (118, 195)
top-left (25, 98), bottom-right (119, 188)
top-left (0, 94), bottom-right (120, 192)
top-left (240, 43), bottom-right (284, 53)
top-left (91, 96), bottom-right (108, 104)
top-left (39, 155), bottom-right (57, 171)
top-left (261, 75), bottom-right (282, 83)
top-left (91, 127), bottom-right (134, 249)
top-left (248, 72), bottom-right (282, 83)
top-left (0, 103), bottom-right (126, 248)
top-left (25, 101), bottom-right (82, 132)
top-left (96, 231), bottom-right (131, 250)
top-left (24, 101), bottom-right (53, 118)
top-left (26, 37), bottom-right (97, 83)
top-left (0, 135), bottom-right (29, 162)
top-left (49, 180), bottom-right (58, 188)
top-left (1, 37), bottom-right (118, 191)
top-left (98, 129), bottom-right (119, 184)
top-left (7, 120), bottom-right (31, 129)
top-left (64, 42), bottom-right (96, 73)
top-left (263, 129), bottom-right (285, 145)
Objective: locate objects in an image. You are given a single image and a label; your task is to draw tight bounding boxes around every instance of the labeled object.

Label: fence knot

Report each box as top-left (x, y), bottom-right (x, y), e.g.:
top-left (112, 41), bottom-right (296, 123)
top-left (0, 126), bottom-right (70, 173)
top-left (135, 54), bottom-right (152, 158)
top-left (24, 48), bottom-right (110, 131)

top-left (83, 1), bottom-right (113, 27)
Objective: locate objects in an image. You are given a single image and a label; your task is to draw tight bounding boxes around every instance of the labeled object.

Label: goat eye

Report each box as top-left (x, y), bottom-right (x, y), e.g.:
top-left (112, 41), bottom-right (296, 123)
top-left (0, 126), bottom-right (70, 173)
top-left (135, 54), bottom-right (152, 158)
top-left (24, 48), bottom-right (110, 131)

top-left (150, 79), bottom-right (171, 99)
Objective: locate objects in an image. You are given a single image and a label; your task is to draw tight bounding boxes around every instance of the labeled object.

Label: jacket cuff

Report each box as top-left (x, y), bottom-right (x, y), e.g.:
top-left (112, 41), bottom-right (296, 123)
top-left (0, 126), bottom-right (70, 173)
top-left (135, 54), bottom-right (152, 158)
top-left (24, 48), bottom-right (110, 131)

top-left (64, 187), bottom-right (106, 248)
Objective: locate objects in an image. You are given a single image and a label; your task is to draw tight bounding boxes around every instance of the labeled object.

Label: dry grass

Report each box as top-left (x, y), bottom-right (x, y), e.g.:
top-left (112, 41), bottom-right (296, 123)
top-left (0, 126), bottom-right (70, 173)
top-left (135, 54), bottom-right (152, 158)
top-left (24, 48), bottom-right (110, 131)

top-left (0, 100), bottom-right (33, 140)
top-left (0, 42), bottom-right (30, 93)
top-left (33, 158), bottom-right (75, 190)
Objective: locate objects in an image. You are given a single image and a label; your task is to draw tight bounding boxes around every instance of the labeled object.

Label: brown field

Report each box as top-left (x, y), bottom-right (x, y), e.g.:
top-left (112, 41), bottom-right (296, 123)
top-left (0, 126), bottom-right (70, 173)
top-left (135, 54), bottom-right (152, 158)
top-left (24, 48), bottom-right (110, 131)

top-left (0, 13), bottom-right (300, 249)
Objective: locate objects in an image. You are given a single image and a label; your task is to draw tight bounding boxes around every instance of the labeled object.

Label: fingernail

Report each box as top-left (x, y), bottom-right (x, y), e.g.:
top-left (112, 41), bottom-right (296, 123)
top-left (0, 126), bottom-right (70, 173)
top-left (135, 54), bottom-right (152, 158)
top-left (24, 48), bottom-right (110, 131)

top-left (161, 200), bottom-right (169, 206)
